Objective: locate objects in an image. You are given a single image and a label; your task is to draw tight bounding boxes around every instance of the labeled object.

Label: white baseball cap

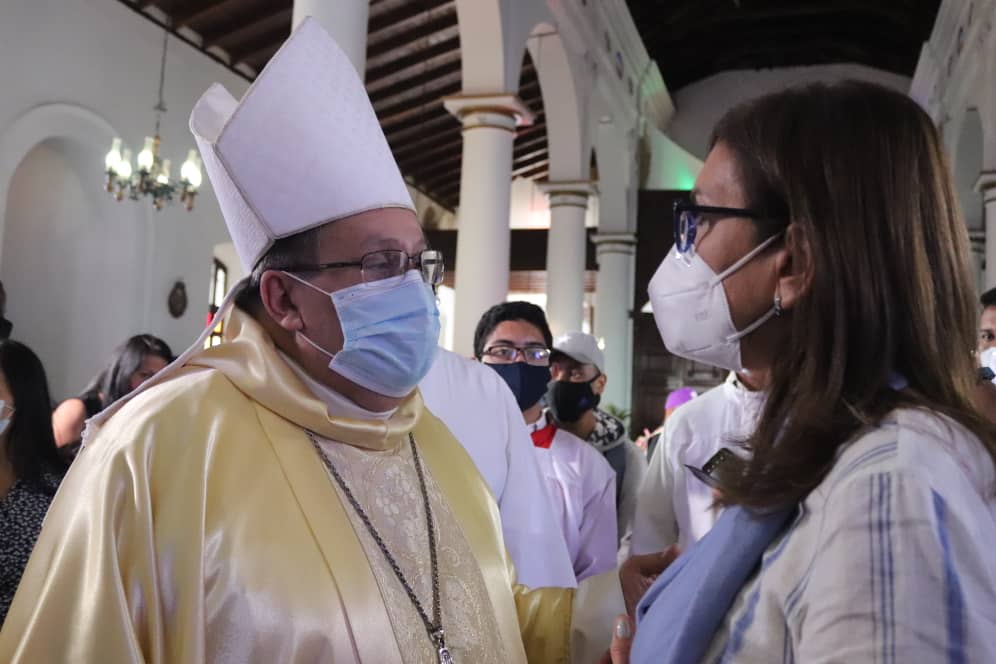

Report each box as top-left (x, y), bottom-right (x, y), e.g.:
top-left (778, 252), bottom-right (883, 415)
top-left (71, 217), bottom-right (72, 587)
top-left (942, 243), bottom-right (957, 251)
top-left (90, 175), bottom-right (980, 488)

top-left (552, 331), bottom-right (605, 373)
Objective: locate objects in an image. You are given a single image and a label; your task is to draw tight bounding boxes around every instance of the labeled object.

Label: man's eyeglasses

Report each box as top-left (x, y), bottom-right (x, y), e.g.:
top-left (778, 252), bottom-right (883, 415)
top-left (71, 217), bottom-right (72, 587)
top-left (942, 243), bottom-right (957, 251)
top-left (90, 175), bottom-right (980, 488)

top-left (673, 202), bottom-right (764, 263)
top-left (285, 249), bottom-right (444, 286)
top-left (482, 344), bottom-right (551, 366)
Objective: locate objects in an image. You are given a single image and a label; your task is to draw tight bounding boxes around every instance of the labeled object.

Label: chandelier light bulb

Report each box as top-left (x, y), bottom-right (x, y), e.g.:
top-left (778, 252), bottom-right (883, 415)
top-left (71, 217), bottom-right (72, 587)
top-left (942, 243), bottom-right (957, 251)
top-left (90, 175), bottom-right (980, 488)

top-left (137, 136), bottom-right (156, 172)
top-left (157, 159), bottom-right (171, 185)
top-left (180, 149), bottom-right (202, 189)
top-left (104, 137), bottom-right (122, 172)
top-left (117, 149), bottom-right (133, 179)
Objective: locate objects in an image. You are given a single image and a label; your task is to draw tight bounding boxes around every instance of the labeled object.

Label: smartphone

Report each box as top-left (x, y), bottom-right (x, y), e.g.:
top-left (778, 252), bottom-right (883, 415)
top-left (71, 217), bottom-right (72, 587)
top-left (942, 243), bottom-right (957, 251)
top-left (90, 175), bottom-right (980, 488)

top-left (685, 447), bottom-right (737, 490)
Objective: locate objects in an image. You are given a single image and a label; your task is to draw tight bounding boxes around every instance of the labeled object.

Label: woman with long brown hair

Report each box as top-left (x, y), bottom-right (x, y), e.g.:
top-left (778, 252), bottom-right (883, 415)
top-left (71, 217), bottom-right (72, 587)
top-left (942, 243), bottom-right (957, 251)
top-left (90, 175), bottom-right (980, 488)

top-left (618, 81), bottom-right (996, 663)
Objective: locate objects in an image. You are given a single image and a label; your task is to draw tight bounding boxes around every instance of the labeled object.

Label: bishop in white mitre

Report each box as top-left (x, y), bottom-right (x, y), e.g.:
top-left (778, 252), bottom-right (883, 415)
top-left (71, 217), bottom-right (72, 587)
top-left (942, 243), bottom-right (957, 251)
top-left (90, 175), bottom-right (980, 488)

top-left (0, 19), bottom-right (621, 664)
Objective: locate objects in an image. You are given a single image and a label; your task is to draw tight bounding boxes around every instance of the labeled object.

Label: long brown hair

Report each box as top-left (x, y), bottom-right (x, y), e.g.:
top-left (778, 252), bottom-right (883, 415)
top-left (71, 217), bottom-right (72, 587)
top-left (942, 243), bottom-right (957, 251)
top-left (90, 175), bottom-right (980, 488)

top-left (713, 80), bottom-right (996, 509)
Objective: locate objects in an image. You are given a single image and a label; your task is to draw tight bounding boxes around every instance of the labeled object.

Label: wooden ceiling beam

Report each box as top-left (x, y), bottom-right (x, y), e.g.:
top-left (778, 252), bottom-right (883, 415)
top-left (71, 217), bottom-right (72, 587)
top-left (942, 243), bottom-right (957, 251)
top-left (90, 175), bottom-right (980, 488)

top-left (376, 81), bottom-right (461, 127)
top-left (513, 157), bottom-right (550, 178)
top-left (515, 164), bottom-right (549, 180)
top-left (398, 143), bottom-right (462, 175)
top-left (366, 33), bottom-right (460, 82)
top-left (513, 148), bottom-right (549, 169)
top-left (204, 9), bottom-right (292, 52)
top-left (368, 12), bottom-right (456, 60)
top-left (368, 0), bottom-right (455, 34)
top-left (171, 0), bottom-right (241, 29)
top-left (393, 132), bottom-right (463, 162)
top-left (407, 153), bottom-right (463, 183)
top-left (369, 59), bottom-right (462, 105)
top-left (385, 112), bottom-right (458, 146)
top-left (373, 72), bottom-right (461, 115)
top-left (419, 169), bottom-right (463, 192)
top-left (513, 134), bottom-right (548, 158)
top-left (240, 42), bottom-right (281, 70)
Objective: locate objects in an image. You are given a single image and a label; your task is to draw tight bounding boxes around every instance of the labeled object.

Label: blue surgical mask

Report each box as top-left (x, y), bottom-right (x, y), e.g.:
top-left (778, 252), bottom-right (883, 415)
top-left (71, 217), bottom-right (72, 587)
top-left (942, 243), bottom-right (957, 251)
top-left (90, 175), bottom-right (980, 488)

top-left (283, 270), bottom-right (440, 398)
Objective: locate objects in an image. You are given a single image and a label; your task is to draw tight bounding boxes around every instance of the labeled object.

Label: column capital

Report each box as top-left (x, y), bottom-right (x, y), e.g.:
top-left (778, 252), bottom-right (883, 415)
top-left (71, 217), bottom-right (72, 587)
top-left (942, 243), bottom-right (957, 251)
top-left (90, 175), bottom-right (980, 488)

top-left (592, 233), bottom-right (637, 257)
top-left (976, 170), bottom-right (996, 201)
top-left (443, 94), bottom-right (534, 132)
top-left (591, 232), bottom-right (637, 246)
top-left (538, 180), bottom-right (597, 209)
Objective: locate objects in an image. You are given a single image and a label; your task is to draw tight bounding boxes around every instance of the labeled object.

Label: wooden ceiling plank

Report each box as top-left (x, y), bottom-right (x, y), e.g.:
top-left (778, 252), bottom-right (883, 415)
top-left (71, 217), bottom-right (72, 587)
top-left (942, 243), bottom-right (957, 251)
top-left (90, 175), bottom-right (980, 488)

top-left (513, 160), bottom-right (550, 178)
top-left (393, 132), bottom-right (463, 161)
top-left (204, 9), bottom-right (292, 51)
top-left (172, 0), bottom-right (240, 28)
top-left (227, 23), bottom-right (293, 65)
top-left (368, 12), bottom-right (456, 60)
top-left (366, 33), bottom-right (460, 80)
top-left (369, 59), bottom-right (462, 105)
top-left (368, 0), bottom-right (455, 34)
top-left (376, 81), bottom-right (461, 127)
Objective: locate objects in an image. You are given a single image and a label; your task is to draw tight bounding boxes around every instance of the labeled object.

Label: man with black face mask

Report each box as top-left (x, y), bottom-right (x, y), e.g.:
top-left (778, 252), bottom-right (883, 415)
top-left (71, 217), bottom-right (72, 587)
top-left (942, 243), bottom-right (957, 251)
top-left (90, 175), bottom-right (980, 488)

top-left (475, 302), bottom-right (618, 583)
top-left (548, 332), bottom-right (646, 559)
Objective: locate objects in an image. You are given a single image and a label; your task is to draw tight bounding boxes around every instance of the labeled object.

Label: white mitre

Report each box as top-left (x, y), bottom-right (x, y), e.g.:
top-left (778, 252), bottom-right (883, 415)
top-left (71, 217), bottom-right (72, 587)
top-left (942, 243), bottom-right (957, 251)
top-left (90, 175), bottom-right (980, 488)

top-left (79, 19), bottom-right (416, 442)
top-left (190, 17), bottom-right (414, 272)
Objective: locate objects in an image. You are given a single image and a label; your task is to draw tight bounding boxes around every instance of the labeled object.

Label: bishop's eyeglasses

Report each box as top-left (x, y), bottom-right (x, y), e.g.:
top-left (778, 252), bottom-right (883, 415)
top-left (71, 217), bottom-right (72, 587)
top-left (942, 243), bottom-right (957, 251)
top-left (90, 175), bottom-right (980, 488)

top-left (286, 249), bottom-right (444, 286)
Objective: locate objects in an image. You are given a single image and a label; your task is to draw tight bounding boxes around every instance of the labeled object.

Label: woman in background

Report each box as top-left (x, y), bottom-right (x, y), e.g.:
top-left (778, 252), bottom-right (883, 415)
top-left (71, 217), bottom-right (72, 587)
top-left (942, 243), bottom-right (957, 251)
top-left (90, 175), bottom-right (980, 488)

top-left (0, 340), bottom-right (69, 626)
top-left (51, 334), bottom-right (173, 450)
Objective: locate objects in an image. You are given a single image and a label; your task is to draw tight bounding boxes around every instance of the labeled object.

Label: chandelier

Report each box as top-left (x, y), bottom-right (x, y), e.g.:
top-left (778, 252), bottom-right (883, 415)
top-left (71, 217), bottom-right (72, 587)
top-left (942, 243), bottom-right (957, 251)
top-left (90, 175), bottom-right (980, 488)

top-left (102, 25), bottom-right (202, 211)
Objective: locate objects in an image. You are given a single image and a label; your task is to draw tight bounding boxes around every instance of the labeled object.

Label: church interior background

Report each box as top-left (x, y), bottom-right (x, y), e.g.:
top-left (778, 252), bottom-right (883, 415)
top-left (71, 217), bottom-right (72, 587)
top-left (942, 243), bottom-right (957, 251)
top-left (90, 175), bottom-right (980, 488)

top-left (1, 0), bottom-right (990, 436)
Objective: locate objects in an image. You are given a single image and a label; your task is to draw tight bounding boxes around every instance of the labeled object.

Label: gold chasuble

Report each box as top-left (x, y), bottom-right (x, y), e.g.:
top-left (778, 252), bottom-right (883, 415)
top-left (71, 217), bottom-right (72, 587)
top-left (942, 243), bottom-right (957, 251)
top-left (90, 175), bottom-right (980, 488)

top-left (0, 308), bottom-right (573, 663)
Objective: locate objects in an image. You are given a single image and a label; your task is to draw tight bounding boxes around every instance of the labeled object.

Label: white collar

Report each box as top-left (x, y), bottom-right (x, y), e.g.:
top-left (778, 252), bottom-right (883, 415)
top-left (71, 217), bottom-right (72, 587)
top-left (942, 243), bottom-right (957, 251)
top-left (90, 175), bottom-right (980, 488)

top-left (526, 412), bottom-right (549, 434)
top-left (279, 351), bottom-right (396, 421)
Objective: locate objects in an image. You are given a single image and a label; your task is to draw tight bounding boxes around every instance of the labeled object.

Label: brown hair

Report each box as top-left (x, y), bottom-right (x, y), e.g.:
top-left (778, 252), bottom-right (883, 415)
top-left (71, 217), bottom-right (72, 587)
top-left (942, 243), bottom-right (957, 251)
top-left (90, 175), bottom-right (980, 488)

top-left (712, 80), bottom-right (996, 509)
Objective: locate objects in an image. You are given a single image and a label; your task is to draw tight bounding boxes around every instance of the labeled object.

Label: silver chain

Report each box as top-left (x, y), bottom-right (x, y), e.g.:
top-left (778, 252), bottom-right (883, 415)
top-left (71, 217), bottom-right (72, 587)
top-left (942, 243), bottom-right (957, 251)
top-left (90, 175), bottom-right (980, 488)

top-left (307, 432), bottom-right (446, 654)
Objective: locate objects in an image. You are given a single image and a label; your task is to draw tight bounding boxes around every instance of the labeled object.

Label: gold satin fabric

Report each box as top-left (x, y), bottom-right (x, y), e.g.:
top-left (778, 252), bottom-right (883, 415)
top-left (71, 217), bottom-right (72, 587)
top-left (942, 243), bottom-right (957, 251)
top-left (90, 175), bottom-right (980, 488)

top-left (0, 307), bottom-right (572, 663)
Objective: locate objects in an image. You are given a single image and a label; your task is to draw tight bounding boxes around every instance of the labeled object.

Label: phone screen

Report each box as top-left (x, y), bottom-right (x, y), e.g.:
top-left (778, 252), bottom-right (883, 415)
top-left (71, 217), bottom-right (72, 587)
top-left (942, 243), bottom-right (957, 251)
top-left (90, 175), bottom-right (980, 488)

top-left (685, 447), bottom-right (737, 490)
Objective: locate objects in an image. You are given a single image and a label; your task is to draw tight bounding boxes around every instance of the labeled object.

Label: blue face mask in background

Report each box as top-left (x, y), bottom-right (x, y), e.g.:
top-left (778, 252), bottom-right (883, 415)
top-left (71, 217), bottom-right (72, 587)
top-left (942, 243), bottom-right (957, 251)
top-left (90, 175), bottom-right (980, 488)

top-left (486, 362), bottom-right (551, 411)
top-left (285, 270), bottom-right (440, 398)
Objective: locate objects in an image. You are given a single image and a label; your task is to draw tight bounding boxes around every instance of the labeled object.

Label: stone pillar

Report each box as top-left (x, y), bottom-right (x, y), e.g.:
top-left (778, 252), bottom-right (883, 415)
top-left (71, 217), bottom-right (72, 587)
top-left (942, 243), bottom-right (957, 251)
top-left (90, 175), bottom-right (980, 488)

top-left (292, 0), bottom-right (370, 76)
top-left (541, 181), bottom-right (595, 338)
top-left (978, 171), bottom-right (996, 289)
top-left (444, 95), bottom-right (533, 356)
top-left (592, 233), bottom-right (637, 412)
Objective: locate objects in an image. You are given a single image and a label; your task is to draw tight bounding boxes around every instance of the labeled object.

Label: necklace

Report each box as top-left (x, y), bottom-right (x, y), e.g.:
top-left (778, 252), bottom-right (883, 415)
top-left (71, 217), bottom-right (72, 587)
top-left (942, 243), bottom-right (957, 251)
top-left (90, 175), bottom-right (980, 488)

top-left (308, 432), bottom-right (454, 664)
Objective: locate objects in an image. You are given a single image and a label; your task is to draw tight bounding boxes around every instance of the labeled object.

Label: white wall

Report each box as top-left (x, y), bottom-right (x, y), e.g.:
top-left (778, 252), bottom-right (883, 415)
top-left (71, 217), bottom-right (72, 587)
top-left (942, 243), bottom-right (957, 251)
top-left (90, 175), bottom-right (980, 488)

top-left (0, 0), bottom-right (248, 399)
top-left (666, 64), bottom-right (911, 160)
top-left (643, 126), bottom-right (702, 190)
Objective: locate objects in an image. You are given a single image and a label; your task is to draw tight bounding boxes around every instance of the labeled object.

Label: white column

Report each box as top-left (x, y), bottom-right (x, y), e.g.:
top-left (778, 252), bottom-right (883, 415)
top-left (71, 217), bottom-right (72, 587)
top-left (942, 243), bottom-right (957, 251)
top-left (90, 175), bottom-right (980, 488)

top-left (444, 95), bottom-right (534, 356)
top-left (542, 181), bottom-right (595, 338)
top-left (292, 0), bottom-right (370, 76)
top-left (978, 171), bottom-right (996, 289)
top-left (592, 233), bottom-right (636, 412)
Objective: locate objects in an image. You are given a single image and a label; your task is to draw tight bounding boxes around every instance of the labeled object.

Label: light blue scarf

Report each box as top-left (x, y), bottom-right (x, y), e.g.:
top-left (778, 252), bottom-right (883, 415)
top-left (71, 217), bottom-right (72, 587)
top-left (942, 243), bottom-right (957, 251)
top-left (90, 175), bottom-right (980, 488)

top-left (630, 504), bottom-right (795, 664)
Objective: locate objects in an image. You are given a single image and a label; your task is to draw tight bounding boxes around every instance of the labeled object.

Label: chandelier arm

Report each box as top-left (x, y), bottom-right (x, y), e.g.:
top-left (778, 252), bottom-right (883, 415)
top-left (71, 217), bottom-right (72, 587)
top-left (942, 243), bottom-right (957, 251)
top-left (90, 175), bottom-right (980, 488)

top-left (154, 23), bottom-right (169, 134)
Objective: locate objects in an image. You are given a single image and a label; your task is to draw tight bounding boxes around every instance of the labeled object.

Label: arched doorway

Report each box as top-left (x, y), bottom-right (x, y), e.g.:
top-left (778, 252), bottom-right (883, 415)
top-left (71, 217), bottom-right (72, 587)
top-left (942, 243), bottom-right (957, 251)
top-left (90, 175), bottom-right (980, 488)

top-left (1, 135), bottom-right (147, 400)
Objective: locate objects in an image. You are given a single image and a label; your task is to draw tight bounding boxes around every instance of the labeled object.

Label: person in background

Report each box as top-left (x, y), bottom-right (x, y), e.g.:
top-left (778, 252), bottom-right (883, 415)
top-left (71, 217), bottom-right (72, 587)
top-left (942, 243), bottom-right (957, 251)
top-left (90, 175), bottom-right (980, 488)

top-left (51, 334), bottom-right (173, 450)
top-left (475, 302), bottom-right (618, 583)
top-left (628, 81), bottom-right (996, 662)
top-left (630, 371), bottom-right (766, 557)
top-left (0, 340), bottom-right (69, 626)
top-left (979, 286), bottom-right (996, 352)
top-left (548, 332), bottom-right (646, 559)
top-left (643, 387), bottom-right (697, 460)
top-left (420, 346), bottom-right (577, 589)
top-left (0, 282), bottom-right (11, 340)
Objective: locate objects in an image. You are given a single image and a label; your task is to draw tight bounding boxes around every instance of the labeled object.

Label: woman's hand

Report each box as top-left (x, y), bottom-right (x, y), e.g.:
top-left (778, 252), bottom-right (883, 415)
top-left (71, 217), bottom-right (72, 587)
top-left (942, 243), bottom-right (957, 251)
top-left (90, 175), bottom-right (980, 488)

top-left (597, 615), bottom-right (634, 664)
top-left (619, 545), bottom-right (680, 616)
